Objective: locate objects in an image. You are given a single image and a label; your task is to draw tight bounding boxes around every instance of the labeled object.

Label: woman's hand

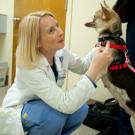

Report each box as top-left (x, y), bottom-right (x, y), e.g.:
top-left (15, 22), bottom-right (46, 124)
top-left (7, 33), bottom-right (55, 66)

top-left (86, 42), bottom-right (114, 81)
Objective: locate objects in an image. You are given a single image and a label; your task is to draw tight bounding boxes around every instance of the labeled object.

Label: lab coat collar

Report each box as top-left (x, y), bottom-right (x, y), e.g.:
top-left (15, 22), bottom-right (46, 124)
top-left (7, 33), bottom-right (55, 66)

top-left (37, 50), bottom-right (64, 81)
top-left (38, 50), bottom-right (64, 69)
top-left (54, 50), bottom-right (64, 72)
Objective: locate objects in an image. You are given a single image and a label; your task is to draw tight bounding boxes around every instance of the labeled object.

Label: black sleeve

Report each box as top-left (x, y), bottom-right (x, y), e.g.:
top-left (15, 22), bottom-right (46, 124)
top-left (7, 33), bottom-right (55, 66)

top-left (113, 0), bottom-right (129, 23)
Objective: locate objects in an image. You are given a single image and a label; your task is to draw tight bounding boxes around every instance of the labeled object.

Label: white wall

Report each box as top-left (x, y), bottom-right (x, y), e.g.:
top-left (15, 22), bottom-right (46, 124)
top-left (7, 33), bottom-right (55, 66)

top-left (65, 0), bottom-right (127, 101)
top-left (0, 0), bottom-right (14, 85)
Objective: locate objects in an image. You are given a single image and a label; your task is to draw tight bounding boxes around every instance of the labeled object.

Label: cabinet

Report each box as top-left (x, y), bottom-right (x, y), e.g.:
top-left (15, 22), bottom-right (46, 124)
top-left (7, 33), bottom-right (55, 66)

top-left (0, 14), bottom-right (7, 34)
top-left (0, 62), bottom-right (8, 87)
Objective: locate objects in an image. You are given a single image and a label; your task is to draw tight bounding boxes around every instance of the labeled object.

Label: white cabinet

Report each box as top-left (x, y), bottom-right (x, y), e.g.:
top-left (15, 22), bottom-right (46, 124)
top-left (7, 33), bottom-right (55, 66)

top-left (0, 62), bottom-right (8, 87)
top-left (0, 14), bottom-right (7, 34)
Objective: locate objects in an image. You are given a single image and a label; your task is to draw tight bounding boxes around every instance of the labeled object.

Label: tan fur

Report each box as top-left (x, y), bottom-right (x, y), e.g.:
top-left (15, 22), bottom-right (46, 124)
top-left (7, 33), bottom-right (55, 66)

top-left (85, 1), bottom-right (122, 35)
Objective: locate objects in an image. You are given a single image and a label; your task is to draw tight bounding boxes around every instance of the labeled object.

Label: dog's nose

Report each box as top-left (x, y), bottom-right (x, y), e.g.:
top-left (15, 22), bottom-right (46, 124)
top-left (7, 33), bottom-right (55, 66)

top-left (85, 22), bottom-right (91, 27)
top-left (85, 21), bottom-right (95, 27)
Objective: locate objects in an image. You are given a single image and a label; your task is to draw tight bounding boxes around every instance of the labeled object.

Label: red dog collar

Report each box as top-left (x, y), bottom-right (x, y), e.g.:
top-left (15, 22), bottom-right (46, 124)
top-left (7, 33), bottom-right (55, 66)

top-left (108, 63), bottom-right (128, 71)
top-left (109, 42), bottom-right (127, 51)
top-left (96, 42), bottom-right (127, 51)
top-left (96, 41), bottom-right (128, 71)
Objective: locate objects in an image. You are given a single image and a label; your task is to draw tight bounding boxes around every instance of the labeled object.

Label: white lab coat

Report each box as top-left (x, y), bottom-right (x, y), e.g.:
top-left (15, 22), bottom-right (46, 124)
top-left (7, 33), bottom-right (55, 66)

top-left (1, 48), bottom-right (96, 134)
top-left (0, 108), bottom-right (25, 135)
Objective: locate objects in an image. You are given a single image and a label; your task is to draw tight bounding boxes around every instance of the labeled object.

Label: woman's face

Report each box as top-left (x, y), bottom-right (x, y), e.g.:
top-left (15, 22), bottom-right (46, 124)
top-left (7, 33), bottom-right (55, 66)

top-left (38, 16), bottom-right (64, 54)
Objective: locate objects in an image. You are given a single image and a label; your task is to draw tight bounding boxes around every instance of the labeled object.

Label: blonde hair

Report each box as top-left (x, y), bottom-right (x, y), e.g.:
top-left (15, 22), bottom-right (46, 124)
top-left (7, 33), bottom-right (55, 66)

top-left (16, 10), bottom-right (55, 68)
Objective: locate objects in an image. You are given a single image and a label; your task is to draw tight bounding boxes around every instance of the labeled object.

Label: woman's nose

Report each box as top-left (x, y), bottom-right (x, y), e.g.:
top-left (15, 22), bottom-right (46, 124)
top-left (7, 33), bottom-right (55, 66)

top-left (58, 27), bottom-right (64, 36)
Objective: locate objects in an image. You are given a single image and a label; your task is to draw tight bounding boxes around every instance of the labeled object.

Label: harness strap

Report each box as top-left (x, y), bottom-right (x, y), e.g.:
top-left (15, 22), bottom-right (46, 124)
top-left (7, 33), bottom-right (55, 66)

top-left (109, 42), bottom-right (127, 51)
top-left (125, 55), bottom-right (135, 73)
top-left (96, 42), bottom-right (127, 51)
top-left (96, 41), bottom-right (128, 71)
top-left (108, 63), bottom-right (128, 71)
top-left (96, 39), bottom-right (135, 73)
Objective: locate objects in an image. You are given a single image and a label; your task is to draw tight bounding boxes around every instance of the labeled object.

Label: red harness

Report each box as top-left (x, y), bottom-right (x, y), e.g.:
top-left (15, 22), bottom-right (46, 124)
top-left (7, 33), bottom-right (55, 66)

top-left (96, 41), bottom-right (128, 71)
top-left (96, 41), bottom-right (127, 51)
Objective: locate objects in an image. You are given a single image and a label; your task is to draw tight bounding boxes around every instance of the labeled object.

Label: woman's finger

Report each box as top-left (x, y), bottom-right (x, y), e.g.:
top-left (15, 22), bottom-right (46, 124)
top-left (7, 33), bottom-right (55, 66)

top-left (104, 41), bottom-right (111, 52)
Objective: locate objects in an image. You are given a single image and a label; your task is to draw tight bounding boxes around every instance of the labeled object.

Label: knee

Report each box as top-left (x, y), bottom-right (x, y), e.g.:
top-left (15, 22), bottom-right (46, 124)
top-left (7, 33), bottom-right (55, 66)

top-left (40, 112), bottom-right (67, 134)
top-left (75, 104), bottom-right (89, 123)
top-left (80, 104), bottom-right (89, 121)
top-left (49, 112), bottom-right (67, 127)
top-left (22, 100), bottom-right (68, 133)
top-left (27, 115), bottom-right (67, 135)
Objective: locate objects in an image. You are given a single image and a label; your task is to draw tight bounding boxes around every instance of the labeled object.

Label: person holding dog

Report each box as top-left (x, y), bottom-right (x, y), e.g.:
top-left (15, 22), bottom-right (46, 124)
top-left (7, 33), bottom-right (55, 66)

top-left (2, 10), bottom-right (113, 135)
top-left (113, 0), bottom-right (135, 135)
top-left (113, 0), bottom-right (135, 68)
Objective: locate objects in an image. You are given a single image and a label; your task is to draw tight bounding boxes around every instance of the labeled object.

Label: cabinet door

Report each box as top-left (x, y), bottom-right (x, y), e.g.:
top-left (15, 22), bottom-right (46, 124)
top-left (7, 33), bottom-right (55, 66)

top-left (12, 0), bottom-right (66, 82)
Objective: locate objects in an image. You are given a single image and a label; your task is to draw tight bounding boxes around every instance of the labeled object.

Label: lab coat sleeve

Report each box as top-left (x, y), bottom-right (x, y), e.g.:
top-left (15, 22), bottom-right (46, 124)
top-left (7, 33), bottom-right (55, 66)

top-left (22, 68), bottom-right (96, 114)
top-left (66, 48), bottom-right (95, 74)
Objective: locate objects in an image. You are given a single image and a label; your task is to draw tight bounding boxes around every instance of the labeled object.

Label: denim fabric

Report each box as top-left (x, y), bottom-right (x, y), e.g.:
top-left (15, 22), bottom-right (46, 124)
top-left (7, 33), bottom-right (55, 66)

top-left (21, 99), bottom-right (89, 135)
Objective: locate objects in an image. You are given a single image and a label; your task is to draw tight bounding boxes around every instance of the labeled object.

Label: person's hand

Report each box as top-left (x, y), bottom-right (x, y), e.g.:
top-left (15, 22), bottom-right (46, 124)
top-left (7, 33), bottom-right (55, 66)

top-left (86, 42), bottom-right (114, 81)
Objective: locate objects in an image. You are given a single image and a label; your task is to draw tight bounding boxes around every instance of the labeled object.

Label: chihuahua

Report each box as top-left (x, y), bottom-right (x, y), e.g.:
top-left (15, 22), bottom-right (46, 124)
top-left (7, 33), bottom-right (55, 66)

top-left (85, 1), bottom-right (135, 110)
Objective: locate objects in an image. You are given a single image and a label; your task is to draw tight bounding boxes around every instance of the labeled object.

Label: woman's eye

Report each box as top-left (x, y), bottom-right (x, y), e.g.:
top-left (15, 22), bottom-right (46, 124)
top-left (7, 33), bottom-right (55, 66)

top-left (56, 23), bottom-right (59, 27)
top-left (48, 24), bottom-right (59, 33)
top-left (49, 27), bottom-right (55, 33)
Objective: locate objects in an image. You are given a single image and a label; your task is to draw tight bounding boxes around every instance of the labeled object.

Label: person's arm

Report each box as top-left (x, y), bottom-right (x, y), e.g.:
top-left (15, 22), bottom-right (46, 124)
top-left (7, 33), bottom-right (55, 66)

top-left (22, 68), bottom-right (96, 114)
top-left (86, 42), bottom-right (113, 81)
top-left (22, 42), bottom-right (113, 114)
top-left (65, 48), bottom-right (95, 74)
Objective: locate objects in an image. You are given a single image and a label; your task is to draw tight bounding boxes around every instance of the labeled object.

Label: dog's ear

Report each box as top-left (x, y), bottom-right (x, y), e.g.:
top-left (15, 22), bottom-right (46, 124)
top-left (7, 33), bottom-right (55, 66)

top-left (101, 4), bottom-right (110, 19)
top-left (103, 0), bottom-right (109, 8)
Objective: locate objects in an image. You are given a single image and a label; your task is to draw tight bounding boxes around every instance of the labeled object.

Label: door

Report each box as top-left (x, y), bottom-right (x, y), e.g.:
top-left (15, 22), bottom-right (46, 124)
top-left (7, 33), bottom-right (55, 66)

top-left (12, 0), bottom-right (66, 82)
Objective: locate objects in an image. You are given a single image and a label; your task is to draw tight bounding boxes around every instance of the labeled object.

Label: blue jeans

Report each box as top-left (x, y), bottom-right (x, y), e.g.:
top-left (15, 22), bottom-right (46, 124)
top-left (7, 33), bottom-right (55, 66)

top-left (21, 99), bottom-right (89, 135)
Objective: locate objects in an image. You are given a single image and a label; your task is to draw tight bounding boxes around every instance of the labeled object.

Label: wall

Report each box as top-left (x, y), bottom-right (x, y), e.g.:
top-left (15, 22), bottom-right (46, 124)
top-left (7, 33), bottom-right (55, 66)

top-left (65, 0), bottom-right (127, 101)
top-left (0, 0), bottom-right (14, 85)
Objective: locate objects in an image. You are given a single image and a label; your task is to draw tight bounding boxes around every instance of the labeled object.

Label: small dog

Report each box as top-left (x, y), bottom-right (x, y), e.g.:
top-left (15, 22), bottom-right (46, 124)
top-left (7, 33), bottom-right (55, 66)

top-left (85, 1), bottom-right (135, 111)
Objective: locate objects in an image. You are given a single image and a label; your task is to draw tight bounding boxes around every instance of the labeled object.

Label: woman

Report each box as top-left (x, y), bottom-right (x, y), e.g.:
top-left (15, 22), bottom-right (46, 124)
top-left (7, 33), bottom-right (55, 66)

top-left (2, 11), bottom-right (113, 135)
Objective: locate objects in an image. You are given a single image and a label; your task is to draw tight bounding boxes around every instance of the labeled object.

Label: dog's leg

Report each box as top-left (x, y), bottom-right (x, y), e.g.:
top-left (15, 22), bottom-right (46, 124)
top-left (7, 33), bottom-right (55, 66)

top-left (102, 75), bottom-right (135, 119)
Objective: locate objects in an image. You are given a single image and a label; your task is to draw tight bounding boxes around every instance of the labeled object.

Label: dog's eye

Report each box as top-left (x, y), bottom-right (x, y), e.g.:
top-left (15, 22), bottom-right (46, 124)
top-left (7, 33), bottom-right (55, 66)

top-left (93, 16), bottom-right (96, 21)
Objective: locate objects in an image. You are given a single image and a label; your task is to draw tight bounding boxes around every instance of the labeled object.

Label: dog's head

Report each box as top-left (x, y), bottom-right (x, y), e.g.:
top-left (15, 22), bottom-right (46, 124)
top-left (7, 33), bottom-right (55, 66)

top-left (85, 1), bottom-right (122, 36)
top-left (85, 1), bottom-right (128, 80)
top-left (85, 1), bottom-right (126, 72)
